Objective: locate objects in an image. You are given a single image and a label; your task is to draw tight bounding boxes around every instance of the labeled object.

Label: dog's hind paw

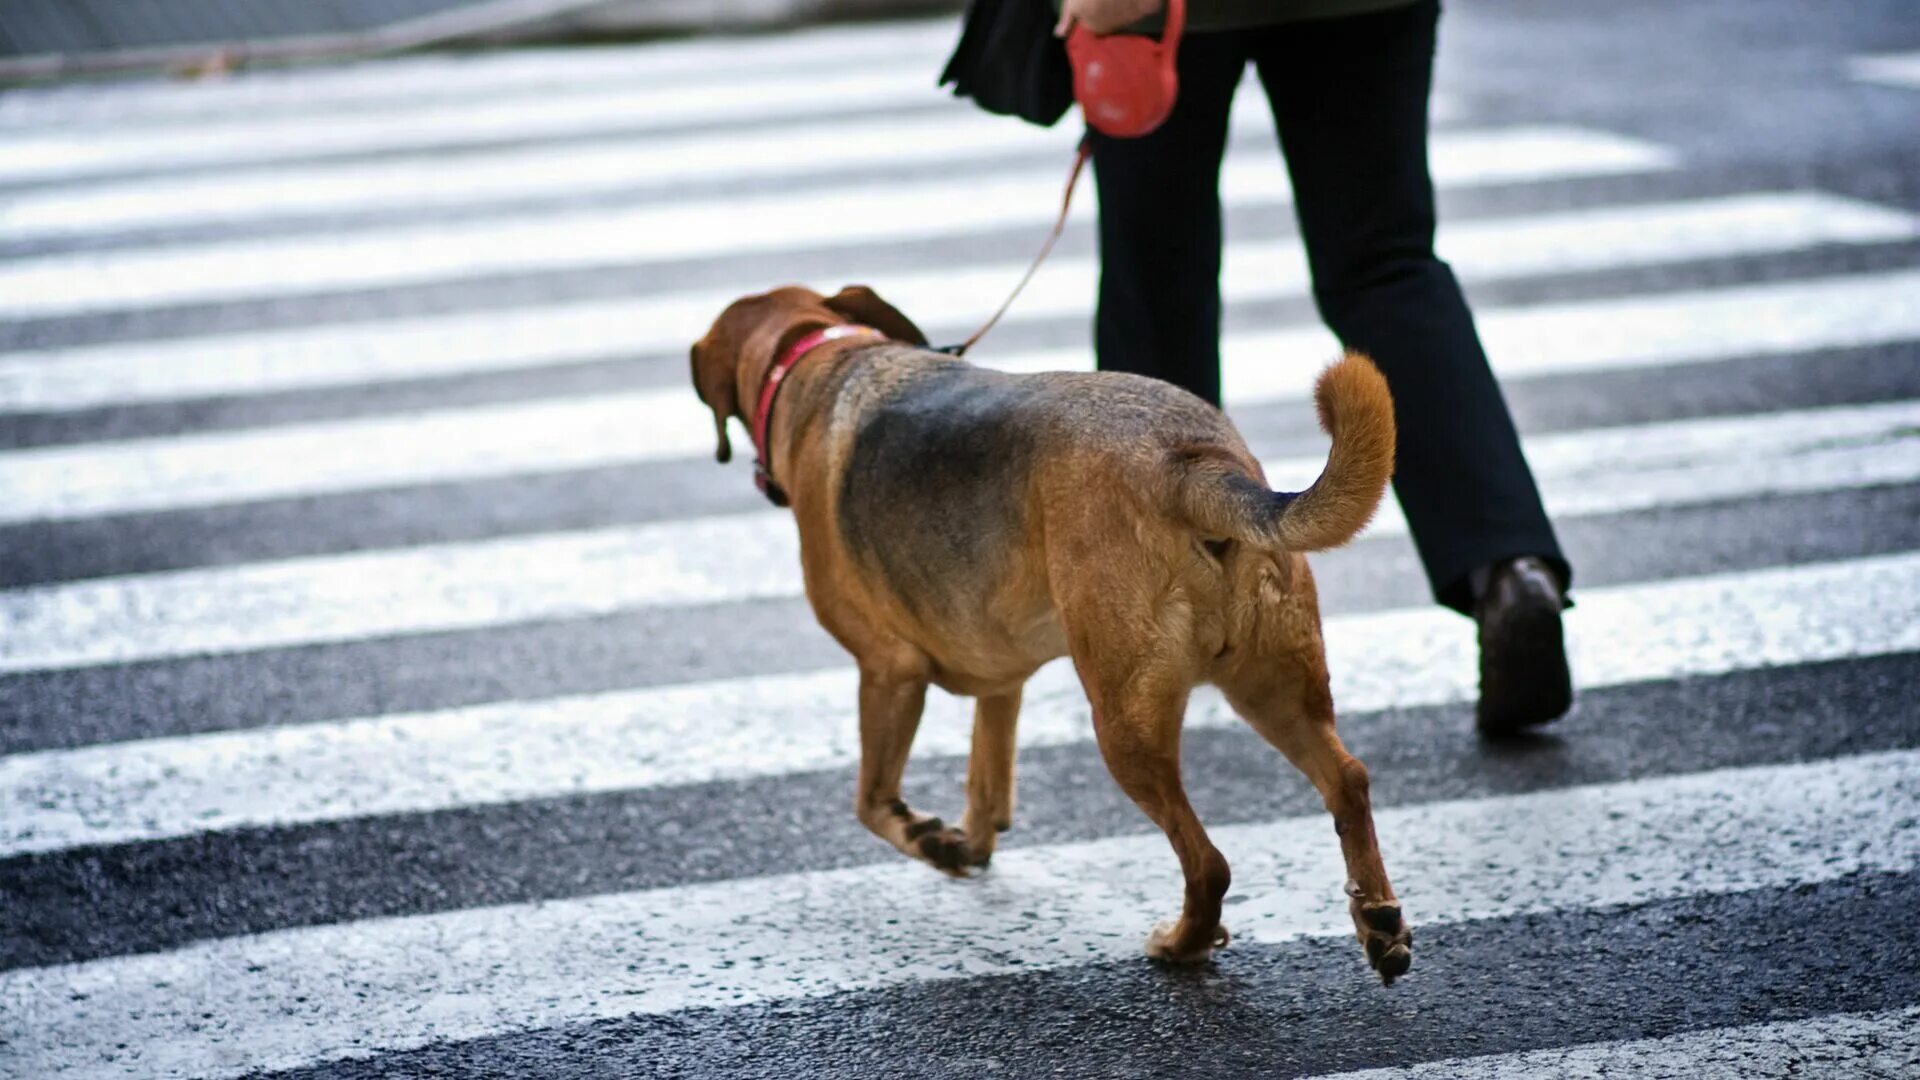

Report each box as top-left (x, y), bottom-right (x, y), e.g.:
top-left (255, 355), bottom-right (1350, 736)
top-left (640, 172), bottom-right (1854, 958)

top-left (1354, 900), bottom-right (1413, 985)
top-left (1144, 919), bottom-right (1229, 964)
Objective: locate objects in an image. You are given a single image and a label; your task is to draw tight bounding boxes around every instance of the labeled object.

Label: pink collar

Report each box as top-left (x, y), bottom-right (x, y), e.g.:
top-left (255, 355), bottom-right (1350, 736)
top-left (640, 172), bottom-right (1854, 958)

top-left (751, 324), bottom-right (886, 505)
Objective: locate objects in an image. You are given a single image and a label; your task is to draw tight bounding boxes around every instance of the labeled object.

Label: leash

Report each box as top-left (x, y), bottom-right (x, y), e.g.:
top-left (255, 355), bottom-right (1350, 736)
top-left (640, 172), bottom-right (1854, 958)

top-left (934, 0), bottom-right (1187, 356)
top-left (935, 134), bottom-right (1092, 358)
top-left (749, 144), bottom-right (1086, 504)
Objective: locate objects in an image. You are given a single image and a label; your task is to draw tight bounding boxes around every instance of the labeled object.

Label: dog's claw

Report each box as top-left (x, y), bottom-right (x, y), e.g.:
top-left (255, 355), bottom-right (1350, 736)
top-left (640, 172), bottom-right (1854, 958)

top-left (1355, 900), bottom-right (1413, 985)
top-left (1374, 942), bottom-right (1413, 985)
top-left (912, 821), bottom-right (991, 877)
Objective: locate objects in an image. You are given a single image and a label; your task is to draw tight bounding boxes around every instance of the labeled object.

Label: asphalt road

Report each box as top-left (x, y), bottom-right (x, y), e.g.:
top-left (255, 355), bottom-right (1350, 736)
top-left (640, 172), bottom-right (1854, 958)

top-left (2, 1), bottom-right (1919, 1076)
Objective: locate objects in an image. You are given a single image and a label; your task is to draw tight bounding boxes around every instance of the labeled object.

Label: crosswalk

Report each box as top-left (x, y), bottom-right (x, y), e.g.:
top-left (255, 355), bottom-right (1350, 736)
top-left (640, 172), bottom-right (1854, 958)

top-left (3, 194), bottom-right (1907, 416)
top-left (0, 20), bottom-right (967, 130)
top-left (1852, 50), bottom-right (1920, 92)
top-left (1317, 1009), bottom-right (1920, 1080)
top-left (7, 280), bottom-right (1918, 525)
top-left (0, 127), bottom-right (1659, 318)
top-left (1, 11), bottom-right (1916, 1080)
top-left (10, 751), bottom-right (1918, 1077)
top-left (8, 552), bottom-right (1917, 856)
top-left (5, 421), bottom-right (1918, 673)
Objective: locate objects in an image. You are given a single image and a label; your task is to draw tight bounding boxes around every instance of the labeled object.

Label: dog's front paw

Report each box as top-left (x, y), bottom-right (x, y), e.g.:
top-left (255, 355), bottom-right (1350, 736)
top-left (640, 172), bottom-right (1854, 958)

top-left (903, 815), bottom-right (989, 877)
top-left (1144, 919), bottom-right (1229, 964)
top-left (1352, 898), bottom-right (1413, 985)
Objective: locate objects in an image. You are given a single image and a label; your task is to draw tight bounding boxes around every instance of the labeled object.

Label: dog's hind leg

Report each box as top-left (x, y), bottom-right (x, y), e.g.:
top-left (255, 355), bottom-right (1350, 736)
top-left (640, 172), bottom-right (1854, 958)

top-left (959, 688), bottom-right (1022, 865)
top-left (1086, 673), bottom-right (1230, 963)
top-left (1062, 620), bottom-right (1230, 964)
top-left (1216, 640), bottom-right (1413, 985)
top-left (1050, 533), bottom-right (1229, 962)
top-left (852, 647), bottom-right (984, 877)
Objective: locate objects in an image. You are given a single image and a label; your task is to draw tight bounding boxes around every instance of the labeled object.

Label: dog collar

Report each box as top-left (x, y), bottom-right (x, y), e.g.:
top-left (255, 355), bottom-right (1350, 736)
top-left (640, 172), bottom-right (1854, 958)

top-left (751, 324), bottom-right (886, 506)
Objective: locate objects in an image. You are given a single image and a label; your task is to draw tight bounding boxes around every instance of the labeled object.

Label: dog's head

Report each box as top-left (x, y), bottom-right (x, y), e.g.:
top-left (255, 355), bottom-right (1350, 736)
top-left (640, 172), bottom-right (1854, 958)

top-left (689, 284), bottom-right (928, 463)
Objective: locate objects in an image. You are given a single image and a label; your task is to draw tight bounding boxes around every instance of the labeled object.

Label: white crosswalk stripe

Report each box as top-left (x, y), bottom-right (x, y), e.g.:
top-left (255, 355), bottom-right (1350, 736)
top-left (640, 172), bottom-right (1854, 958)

top-left (1309, 1008), bottom-right (1920, 1080)
top-left (0, 20), bottom-right (965, 131)
top-left (4, 270), bottom-right (1915, 526)
top-left (0, 21), bottom-right (963, 129)
top-left (0, 106), bottom-right (1291, 241)
top-left (0, 127), bottom-right (1670, 319)
top-left (0, 18), bottom-right (1452, 140)
top-left (5, 552), bottom-right (1916, 857)
top-left (1, 190), bottom-right (1906, 414)
top-left (2, 10), bottom-right (1917, 1078)
top-left (5, 750), bottom-right (1915, 1079)
top-left (1851, 51), bottom-right (1920, 91)
top-left (3, 403), bottom-right (1915, 676)
top-left (0, 66), bottom-right (960, 185)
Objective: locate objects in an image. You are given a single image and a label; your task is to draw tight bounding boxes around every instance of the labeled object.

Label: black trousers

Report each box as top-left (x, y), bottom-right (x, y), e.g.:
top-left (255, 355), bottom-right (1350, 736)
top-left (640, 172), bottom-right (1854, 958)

top-left (1088, 0), bottom-right (1568, 613)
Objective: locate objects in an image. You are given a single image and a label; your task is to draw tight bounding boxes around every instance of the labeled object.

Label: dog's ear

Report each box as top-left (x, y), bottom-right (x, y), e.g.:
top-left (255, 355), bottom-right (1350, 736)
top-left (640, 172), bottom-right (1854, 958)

top-left (824, 285), bottom-right (928, 346)
top-left (689, 339), bottom-right (735, 463)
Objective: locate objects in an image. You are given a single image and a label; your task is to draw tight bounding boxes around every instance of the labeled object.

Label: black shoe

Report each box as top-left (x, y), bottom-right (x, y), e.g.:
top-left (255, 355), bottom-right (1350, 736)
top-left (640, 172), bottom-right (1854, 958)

top-left (1474, 556), bottom-right (1573, 736)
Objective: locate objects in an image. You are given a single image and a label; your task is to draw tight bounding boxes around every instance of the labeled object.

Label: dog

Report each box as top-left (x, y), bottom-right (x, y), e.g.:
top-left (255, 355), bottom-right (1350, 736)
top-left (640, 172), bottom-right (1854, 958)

top-left (690, 284), bottom-right (1410, 980)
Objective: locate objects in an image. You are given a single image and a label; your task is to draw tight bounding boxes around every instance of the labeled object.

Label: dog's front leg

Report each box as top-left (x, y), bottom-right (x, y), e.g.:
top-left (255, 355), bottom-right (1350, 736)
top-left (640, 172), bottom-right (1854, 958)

top-left (853, 656), bottom-right (981, 876)
top-left (959, 689), bottom-right (1022, 866)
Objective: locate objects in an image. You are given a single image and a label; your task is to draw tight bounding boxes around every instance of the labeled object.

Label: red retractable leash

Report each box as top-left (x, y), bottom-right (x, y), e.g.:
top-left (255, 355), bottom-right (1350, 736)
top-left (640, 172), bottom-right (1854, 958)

top-left (1066, 0), bottom-right (1186, 140)
top-left (940, 0), bottom-right (1186, 357)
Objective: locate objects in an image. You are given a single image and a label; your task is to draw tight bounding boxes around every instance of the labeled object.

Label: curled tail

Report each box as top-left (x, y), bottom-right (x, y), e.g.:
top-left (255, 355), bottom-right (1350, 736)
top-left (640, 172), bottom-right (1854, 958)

top-left (1177, 352), bottom-right (1397, 552)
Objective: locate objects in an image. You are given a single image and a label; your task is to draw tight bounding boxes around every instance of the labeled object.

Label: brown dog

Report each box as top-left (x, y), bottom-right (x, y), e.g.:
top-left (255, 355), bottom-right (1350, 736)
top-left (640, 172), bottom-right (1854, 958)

top-left (690, 284), bottom-right (1410, 980)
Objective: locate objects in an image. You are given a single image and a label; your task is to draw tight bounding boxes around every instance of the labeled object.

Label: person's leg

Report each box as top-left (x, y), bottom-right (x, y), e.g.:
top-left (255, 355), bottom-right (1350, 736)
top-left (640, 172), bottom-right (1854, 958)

top-left (1251, 0), bottom-right (1572, 731)
top-left (1089, 32), bottom-right (1251, 407)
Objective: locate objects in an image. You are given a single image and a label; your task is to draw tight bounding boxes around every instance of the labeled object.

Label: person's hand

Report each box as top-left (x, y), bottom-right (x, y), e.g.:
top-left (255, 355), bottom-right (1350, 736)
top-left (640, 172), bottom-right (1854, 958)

top-left (1054, 0), bottom-right (1164, 37)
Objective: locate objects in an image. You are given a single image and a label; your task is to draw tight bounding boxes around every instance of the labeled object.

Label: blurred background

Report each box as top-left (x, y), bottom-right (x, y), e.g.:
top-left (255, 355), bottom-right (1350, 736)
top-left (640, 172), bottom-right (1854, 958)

top-left (2, 1), bottom-right (1918, 1078)
top-left (0, 0), bottom-right (958, 79)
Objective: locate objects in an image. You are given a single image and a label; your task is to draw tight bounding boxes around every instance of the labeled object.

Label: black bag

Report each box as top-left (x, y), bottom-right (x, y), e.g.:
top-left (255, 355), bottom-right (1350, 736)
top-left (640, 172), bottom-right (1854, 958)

top-left (939, 0), bottom-right (1075, 128)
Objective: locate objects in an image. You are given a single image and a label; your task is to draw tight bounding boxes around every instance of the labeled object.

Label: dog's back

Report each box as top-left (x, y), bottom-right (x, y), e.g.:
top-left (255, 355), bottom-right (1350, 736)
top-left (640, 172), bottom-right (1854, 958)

top-left (825, 343), bottom-right (1397, 599)
top-left (831, 350), bottom-right (1046, 629)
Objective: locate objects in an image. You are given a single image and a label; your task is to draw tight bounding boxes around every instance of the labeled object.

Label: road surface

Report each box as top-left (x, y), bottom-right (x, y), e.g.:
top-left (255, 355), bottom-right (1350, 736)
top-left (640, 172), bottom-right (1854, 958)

top-left (2, 1), bottom-right (1918, 1076)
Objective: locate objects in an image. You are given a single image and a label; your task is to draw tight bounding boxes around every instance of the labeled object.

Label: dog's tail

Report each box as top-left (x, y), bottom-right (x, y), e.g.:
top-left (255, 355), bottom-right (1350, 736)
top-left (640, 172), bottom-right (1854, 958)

top-left (1175, 352), bottom-right (1397, 553)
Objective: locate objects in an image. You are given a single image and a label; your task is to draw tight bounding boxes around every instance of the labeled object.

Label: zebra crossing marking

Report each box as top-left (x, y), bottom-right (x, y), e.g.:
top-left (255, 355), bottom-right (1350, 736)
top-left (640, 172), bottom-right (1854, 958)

top-left (4, 551), bottom-right (1917, 856)
top-left (2, 395), bottom-right (1916, 675)
top-left (1308, 1007), bottom-right (1920, 1080)
top-left (0, 66), bottom-right (969, 186)
top-left (5, 749), bottom-right (1915, 1079)
top-left (3, 405), bottom-right (1915, 675)
top-left (1, 190), bottom-right (1907, 414)
top-left (0, 127), bottom-right (1671, 319)
top-left (0, 106), bottom-right (1287, 241)
top-left (1851, 51), bottom-right (1920, 91)
top-left (0, 19), bottom-right (967, 132)
top-left (1, 10), bottom-right (1914, 1080)
top-left (5, 269), bottom-right (1917, 526)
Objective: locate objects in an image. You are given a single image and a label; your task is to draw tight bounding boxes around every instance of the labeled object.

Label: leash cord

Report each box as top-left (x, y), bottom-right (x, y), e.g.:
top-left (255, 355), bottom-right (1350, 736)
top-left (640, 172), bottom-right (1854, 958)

top-left (938, 134), bottom-right (1093, 357)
